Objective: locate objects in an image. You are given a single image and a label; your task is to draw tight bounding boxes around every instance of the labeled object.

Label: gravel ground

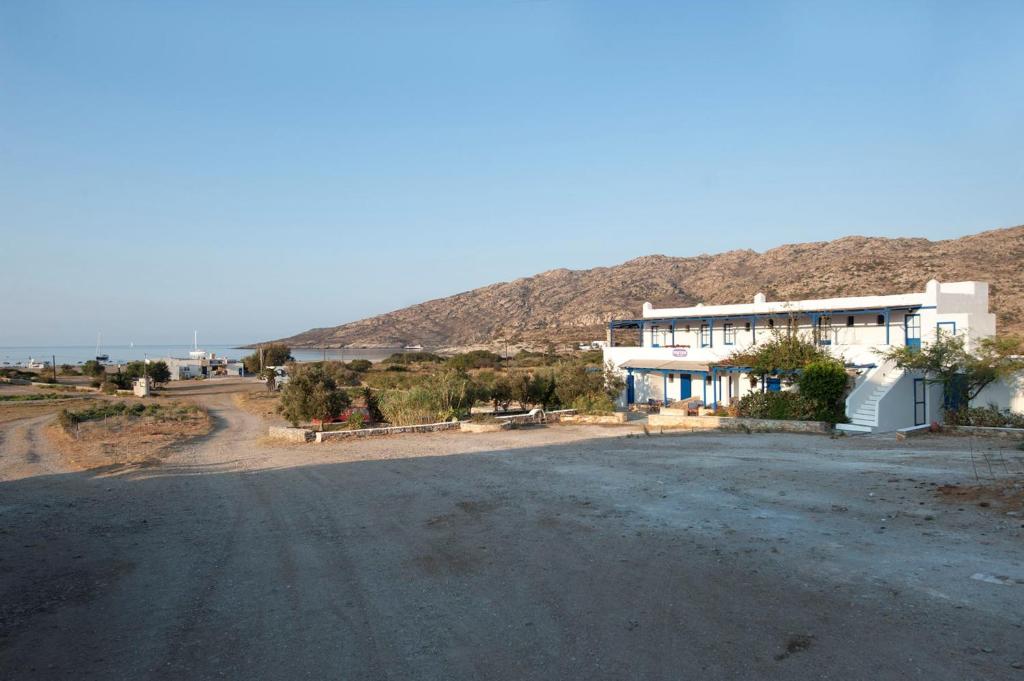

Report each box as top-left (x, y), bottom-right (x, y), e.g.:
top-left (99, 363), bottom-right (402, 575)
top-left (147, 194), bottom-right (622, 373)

top-left (1, 384), bottom-right (1022, 680)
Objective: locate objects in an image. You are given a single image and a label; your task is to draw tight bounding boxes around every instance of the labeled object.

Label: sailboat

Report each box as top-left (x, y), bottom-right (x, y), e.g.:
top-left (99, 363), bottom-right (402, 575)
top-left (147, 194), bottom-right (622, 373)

top-left (95, 332), bottom-right (109, 362)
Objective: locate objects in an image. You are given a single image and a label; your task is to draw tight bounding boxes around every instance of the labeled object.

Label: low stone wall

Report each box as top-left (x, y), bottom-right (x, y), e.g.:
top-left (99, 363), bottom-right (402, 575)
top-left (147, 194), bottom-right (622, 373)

top-left (315, 421), bottom-right (461, 442)
top-left (949, 425), bottom-right (1024, 440)
top-left (647, 413), bottom-right (831, 434)
top-left (488, 409), bottom-right (578, 426)
top-left (460, 421), bottom-right (512, 433)
top-left (559, 412), bottom-right (629, 425)
top-left (268, 426), bottom-right (315, 443)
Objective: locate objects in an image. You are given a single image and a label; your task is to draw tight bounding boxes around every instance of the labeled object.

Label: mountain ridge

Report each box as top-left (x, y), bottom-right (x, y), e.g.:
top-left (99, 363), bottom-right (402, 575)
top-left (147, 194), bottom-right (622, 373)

top-left (259, 225), bottom-right (1024, 350)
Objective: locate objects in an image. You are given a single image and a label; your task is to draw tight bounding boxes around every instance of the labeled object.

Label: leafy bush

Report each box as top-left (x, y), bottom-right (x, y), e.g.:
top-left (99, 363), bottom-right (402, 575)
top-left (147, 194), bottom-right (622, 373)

top-left (736, 391), bottom-right (817, 421)
top-left (797, 360), bottom-right (849, 422)
top-left (81, 360), bottom-right (106, 378)
top-left (382, 351), bottom-right (443, 365)
top-left (346, 359), bottom-right (373, 373)
top-left (345, 411), bottom-right (366, 430)
top-left (509, 370), bottom-right (558, 410)
top-left (446, 350), bottom-right (503, 371)
top-left (571, 393), bottom-right (615, 415)
top-left (361, 387), bottom-right (383, 423)
top-left (242, 343), bottom-right (293, 374)
top-left (728, 331), bottom-right (836, 378)
top-left (946, 405), bottom-right (1024, 428)
top-left (59, 364), bottom-right (80, 376)
top-left (385, 365), bottom-right (409, 372)
top-left (278, 364), bottom-right (351, 428)
top-left (553, 360), bottom-right (624, 406)
top-left (57, 401), bottom-right (169, 427)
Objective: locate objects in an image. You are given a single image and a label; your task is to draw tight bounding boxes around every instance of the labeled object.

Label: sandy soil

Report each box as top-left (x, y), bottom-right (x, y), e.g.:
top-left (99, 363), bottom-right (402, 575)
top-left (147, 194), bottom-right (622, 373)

top-left (1, 381), bottom-right (1023, 680)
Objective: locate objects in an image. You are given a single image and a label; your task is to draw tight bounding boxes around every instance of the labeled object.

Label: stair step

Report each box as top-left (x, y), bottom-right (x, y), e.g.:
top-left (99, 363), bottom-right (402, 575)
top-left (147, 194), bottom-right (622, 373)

top-left (837, 423), bottom-right (872, 433)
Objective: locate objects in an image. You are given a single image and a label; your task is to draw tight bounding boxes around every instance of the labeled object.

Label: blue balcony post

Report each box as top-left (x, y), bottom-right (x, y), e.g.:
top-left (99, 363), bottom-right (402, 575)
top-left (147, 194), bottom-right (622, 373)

top-left (750, 316), bottom-right (757, 343)
top-left (884, 309), bottom-right (891, 345)
top-left (662, 371), bottom-right (668, 404)
top-left (609, 322), bottom-right (614, 347)
top-left (671, 320), bottom-right (676, 346)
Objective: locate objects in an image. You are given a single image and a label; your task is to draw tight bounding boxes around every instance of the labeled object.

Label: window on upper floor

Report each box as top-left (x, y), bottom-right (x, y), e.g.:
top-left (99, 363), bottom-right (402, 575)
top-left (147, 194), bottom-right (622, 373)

top-left (700, 323), bottom-right (711, 347)
top-left (744, 321), bottom-right (751, 332)
top-left (767, 319), bottom-right (775, 329)
top-left (684, 324), bottom-right (691, 333)
top-left (723, 323), bottom-right (736, 345)
top-left (877, 314), bottom-right (885, 326)
top-left (846, 316), bottom-right (854, 327)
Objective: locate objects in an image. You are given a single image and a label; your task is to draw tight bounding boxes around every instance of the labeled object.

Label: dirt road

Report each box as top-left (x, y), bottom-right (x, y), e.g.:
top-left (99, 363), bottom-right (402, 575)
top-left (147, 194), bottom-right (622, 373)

top-left (1, 386), bottom-right (1022, 679)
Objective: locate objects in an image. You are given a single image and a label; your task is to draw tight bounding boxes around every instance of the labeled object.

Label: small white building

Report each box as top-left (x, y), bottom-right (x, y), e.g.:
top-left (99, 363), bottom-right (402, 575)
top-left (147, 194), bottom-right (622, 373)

top-left (604, 280), bottom-right (1016, 432)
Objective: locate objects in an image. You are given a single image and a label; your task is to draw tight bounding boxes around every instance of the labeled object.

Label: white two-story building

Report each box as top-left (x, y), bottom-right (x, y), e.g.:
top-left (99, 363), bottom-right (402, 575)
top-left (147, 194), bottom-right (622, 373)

top-left (603, 280), bottom-right (1010, 432)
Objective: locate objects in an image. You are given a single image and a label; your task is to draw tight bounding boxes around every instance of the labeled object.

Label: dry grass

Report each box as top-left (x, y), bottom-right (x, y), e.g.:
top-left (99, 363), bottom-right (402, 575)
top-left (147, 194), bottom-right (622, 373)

top-left (937, 481), bottom-right (1024, 513)
top-left (0, 397), bottom-right (96, 424)
top-left (233, 390), bottom-right (285, 424)
top-left (46, 402), bottom-right (212, 469)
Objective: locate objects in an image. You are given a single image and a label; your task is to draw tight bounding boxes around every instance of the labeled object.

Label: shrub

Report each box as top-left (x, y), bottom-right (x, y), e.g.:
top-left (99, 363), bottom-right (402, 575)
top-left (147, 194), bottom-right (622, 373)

top-left (362, 387), bottom-right (383, 423)
top-left (946, 405), bottom-right (1024, 428)
top-left (446, 350), bottom-right (503, 371)
top-left (242, 343), bottom-right (293, 374)
top-left (797, 360), bottom-right (849, 422)
top-left (571, 393), bottom-right (615, 415)
top-left (382, 351), bottom-right (443, 365)
top-left (59, 364), bottom-right (80, 376)
top-left (346, 411), bottom-right (366, 430)
top-left (347, 359), bottom-right (373, 373)
top-left (278, 364), bottom-right (351, 429)
top-left (379, 386), bottom-right (440, 426)
top-left (736, 391), bottom-right (817, 421)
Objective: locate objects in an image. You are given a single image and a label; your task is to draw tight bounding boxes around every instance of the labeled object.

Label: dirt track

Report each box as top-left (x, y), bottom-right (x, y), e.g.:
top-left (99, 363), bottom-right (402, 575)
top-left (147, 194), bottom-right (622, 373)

top-left (1, 381), bottom-right (1023, 679)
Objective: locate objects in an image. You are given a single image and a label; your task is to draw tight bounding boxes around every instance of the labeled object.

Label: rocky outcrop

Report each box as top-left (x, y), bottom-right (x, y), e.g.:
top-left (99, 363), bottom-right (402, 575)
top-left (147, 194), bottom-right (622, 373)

top-left (261, 224), bottom-right (1024, 350)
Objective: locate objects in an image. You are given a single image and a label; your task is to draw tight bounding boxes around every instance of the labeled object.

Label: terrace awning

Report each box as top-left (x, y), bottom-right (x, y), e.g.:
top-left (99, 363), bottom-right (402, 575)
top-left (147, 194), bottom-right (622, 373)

top-left (618, 360), bottom-right (711, 372)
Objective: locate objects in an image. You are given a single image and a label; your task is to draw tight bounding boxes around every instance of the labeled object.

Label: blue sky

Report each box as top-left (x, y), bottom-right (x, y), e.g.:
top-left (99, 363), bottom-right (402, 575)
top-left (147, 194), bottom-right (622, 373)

top-left (2, 1), bottom-right (1022, 346)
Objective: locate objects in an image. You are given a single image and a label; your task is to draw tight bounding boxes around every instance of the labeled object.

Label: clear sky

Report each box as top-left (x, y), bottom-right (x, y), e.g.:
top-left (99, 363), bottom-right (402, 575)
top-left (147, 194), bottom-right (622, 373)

top-left (2, 1), bottom-right (1022, 346)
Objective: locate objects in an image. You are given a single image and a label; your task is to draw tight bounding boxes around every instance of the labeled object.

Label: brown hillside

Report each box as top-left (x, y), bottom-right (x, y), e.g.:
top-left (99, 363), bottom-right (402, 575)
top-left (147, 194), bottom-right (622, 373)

top-left (264, 225), bottom-right (1024, 350)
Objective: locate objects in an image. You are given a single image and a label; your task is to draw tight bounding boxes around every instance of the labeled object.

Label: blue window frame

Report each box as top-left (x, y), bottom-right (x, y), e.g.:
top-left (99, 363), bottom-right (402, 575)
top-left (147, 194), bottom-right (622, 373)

top-left (937, 321), bottom-right (957, 337)
top-left (700, 323), bottom-right (711, 347)
top-left (723, 323), bottom-right (735, 345)
top-left (905, 314), bottom-right (921, 349)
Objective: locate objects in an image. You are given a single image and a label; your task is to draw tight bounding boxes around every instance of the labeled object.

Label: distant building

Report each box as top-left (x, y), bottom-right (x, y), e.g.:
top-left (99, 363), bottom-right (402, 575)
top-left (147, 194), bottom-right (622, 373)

top-left (163, 351), bottom-right (243, 380)
top-left (605, 280), bottom-right (1019, 432)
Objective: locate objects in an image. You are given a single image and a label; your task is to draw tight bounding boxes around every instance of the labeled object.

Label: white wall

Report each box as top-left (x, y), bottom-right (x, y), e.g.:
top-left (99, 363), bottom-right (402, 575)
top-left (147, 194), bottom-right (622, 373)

top-left (972, 373), bottom-right (1024, 413)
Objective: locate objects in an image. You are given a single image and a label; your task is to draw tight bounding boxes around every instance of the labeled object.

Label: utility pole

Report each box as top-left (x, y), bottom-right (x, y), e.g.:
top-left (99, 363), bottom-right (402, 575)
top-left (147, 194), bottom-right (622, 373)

top-left (52, 355), bottom-right (57, 383)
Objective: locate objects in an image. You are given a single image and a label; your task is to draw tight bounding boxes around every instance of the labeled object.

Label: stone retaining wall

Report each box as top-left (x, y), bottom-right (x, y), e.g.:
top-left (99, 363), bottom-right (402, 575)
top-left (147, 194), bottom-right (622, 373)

top-left (460, 421), bottom-right (512, 433)
top-left (315, 421), bottom-right (461, 442)
top-left (647, 413), bottom-right (831, 434)
top-left (268, 426), bottom-right (315, 443)
top-left (559, 412), bottom-right (629, 425)
top-left (949, 425), bottom-right (1024, 440)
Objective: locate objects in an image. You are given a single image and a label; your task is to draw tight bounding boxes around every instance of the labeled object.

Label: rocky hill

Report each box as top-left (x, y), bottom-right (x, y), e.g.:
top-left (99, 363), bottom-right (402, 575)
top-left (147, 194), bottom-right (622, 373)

top-left (263, 225), bottom-right (1024, 350)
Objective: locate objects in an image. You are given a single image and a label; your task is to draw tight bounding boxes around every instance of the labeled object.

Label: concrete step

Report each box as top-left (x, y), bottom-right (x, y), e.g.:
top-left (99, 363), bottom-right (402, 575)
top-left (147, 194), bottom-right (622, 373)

top-left (837, 422), bottom-right (873, 433)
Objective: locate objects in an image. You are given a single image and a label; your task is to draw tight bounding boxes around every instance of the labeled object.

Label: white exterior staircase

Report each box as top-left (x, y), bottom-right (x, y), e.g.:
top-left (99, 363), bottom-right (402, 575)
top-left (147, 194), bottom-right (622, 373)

top-left (837, 359), bottom-right (904, 433)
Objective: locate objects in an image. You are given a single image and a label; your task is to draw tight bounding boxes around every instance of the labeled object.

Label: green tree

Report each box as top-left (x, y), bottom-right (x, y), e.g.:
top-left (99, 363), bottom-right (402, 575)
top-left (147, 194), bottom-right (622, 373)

top-left (82, 360), bottom-right (106, 379)
top-left (726, 330), bottom-right (834, 380)
top-left (147, 361), bottom-right (171, 386)
top-left (796, 360), bottom-right (849, 422)
top-left (278, 364), bottom-right (350, 429)
top-left (884, 334), bottom-right (1024, 411)
top-left (242, 344), bottom-right (293, 374)
top-left (347, 359), bottom-right (373, 373)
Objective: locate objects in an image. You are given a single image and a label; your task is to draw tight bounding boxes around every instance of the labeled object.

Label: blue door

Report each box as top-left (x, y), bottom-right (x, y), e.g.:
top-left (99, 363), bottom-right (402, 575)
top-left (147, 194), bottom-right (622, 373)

top-left (905, 314), bottom-right (921, 349)
top-left (626, 373), bottom-right (635, 404)
top-left (679, 374), bottom-right (691, 400)
top-left (913, 378), bottom-right (926, 426)
top-left (766, 377), bottom-right (781, 392)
